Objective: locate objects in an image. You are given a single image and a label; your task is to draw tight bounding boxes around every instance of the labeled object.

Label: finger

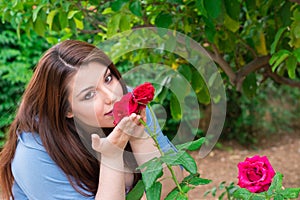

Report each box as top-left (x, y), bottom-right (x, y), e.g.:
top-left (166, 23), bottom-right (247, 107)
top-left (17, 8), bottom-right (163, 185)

top-left (91, 134), bottom-right (102, 152)
top-left (140, 108), bottom-right (147, 122)
top-left (131, 113), bottom-right (141, 125)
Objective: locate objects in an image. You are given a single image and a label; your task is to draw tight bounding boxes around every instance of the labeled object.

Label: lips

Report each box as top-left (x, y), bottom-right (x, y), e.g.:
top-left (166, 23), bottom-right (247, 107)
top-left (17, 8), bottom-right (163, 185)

top-left (105, 110), bottom-right (113, 116)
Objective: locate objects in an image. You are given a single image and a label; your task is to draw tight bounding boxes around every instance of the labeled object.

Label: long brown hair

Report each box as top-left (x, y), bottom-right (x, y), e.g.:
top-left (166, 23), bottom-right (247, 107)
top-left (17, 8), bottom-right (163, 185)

top-left (0, 40), bottom-right (140, 199)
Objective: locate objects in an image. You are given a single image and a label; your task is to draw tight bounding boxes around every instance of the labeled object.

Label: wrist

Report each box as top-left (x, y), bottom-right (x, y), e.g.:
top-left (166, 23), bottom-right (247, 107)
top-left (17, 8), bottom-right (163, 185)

top-left (101, 154), bottom-right (124, 170)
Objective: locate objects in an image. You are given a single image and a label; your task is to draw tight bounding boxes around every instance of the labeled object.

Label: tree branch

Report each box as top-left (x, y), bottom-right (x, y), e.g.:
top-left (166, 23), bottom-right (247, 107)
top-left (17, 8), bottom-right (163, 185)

top-left (206, 44), bottom-right (237, 85)
top-left (235, 56), bottom-right (270, 90)
top-left (265, 66), bottom-right (300, 88)
top-left (290, 0), bottom-right (300, 5)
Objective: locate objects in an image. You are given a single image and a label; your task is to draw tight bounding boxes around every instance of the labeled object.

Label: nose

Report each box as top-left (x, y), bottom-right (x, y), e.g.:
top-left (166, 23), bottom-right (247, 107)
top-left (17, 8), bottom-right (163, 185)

top-left (102, 87), bottom-right (117, 105)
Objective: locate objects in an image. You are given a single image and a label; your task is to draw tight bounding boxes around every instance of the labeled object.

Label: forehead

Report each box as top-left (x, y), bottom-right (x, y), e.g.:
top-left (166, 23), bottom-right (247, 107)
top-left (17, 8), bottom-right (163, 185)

top-left (70, 62), bottom-right (108, 93)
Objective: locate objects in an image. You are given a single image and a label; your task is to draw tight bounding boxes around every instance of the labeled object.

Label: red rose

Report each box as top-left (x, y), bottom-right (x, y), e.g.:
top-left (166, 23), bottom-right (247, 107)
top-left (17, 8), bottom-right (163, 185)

top-left (112, 93), bottom-right (139, 125)
top-left (113, 83), bottom-right (155, 125)
top-left (237, 155), bottom-right (275, 193)
top-left (133, 82), bottom-right (155, 105)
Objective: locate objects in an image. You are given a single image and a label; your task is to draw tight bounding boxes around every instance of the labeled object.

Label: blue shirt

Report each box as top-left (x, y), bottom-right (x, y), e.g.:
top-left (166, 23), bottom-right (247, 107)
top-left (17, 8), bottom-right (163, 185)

top-left (11, 107), bottom-right (175, 199)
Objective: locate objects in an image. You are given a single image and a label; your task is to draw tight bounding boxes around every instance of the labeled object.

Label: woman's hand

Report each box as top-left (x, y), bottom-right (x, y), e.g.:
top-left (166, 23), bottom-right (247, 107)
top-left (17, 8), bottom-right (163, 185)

top-left (91, 112), bottom-right (146, 158)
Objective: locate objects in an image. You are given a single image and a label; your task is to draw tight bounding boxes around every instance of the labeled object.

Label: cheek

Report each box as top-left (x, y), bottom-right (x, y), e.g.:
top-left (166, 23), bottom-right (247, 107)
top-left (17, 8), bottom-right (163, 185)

top-left (71, 100), bottom-right (102, 127)
top-left (93, 99), bottom-right (110, 126)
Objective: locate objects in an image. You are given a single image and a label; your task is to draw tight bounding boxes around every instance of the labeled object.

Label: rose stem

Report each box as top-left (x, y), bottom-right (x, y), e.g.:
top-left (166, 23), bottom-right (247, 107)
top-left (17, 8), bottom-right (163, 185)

top-left (139, 105), bottom-right (184, 195)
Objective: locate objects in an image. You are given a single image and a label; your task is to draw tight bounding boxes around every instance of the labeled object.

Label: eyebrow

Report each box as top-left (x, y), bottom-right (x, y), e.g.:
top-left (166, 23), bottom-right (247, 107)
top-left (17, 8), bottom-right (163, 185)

top-left (76, 86), bottom-right (94, 98)
top-left (103, 67), bottom-right (110, 78)
top-left (75, 67), bottom-right (110, 98)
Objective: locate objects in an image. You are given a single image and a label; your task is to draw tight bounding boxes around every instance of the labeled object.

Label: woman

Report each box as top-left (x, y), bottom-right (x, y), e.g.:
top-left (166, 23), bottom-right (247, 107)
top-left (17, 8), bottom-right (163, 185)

top-left (0, 40), bottom-right (182, 199)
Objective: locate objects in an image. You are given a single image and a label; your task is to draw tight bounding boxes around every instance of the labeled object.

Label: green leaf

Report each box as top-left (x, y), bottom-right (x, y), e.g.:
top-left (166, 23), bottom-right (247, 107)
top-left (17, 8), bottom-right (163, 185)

top-left (111, 0), bottom-right (128, 11)
top-left (267, 172), bottom-right (283, 195)
top-left (182, 173), bottom-right (211, 186)
top-left (274, 194), bottom-right (284, 200)
top-left (224, 0), bottom-right (240, 21)
top-left (233, 188), bottom-right (252, 199)
top-left (204, 25), bottom-right (216, 43)
top-left (176, 137), bottom-right (206, 151)
top-left (119, 14), bottom-right (131, 31)
top-left (161, 151), bottom-right (197, 174)
top-left (242, 73), bottom-right (257, 98)
top-left (250, 193), bottom-right (267, 200)
top-left (129, 0), bottom-right (142, 17)
top-left (126, 180), bottom-right (145, 200)
top-left (170, 93), bottom-right (181, 120)
top-left (165, 189), bottom-right (180, 200)
top-left (278, 1), bottom-right (292, 27)
top-left (145, 182), bottom-right (162, 200)
top-left (139, 159), bottom-right (163, 190)
top-left (59, 11), bottom-right (68, 29)
top-left (74, 17), bottom-right (84, 30)
top-left (34, 16), bottom-right (46, 37)
top-left (67, 10), bottom-right (80, 19)
top-left (286, 55), bottom-right (297, 79)
top-left (191, 70), bottom-right (205, 92)
top-left (69, 18), bottom-right (77, 34)
top-left (270, 27), bottom-right (286, 54)
top-left (204, 0), bottom-right (222, 19)
top-left (269, 50), bottom-right (290, 72)
top-left (292, 48), bottom-right (300, 62)
top-left (46, 9), bottom-right (58, 31)
top-left (279, 188), bottom-right (300, 199)
top-left (155, 13), bottom-right (173, 28)
top-left (32, 4), bottom-right (45, 22)
top-left (107, 14), bottom-right (121, 37)
top-left (224, 14), bottom-right (240, 33)
top-left (195, 0), bottom-right (207, 17)
top-left (170, 74), bottom-right (190, 101)
top-left (165, 187), bottom-right (188, 200)
top-left (196, 86), bottom-right (210, 104)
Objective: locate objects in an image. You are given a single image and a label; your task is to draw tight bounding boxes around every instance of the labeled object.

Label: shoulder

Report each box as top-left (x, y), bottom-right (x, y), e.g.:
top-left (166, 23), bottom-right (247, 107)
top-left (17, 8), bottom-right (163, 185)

top-left (12, 131), bottom-right (58, 182)
top-left (12, 131), bottom-right (94, 199)
top-left (16, 131), bottom-right (46, 152)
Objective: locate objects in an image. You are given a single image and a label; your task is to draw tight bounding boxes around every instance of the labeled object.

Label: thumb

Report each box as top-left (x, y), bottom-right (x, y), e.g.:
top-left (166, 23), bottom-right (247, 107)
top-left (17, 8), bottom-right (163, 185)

top-left (91, 134), bottom-right (102, 152)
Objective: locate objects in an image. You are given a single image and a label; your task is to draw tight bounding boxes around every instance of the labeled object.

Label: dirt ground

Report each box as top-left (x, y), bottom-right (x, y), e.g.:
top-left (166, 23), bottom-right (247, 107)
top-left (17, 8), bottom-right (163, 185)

top-left (186, 127), bottom-right (300, 200)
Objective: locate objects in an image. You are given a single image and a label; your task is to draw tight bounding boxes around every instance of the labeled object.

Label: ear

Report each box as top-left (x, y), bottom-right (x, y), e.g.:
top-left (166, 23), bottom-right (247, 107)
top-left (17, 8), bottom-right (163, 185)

top-left (66, 111), bottom-right (74, 118)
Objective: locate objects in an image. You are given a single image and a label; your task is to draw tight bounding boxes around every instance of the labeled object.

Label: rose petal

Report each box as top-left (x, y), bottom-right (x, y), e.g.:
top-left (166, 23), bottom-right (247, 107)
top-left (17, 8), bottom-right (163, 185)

top-left (133, 82), bottom-right (155, 104)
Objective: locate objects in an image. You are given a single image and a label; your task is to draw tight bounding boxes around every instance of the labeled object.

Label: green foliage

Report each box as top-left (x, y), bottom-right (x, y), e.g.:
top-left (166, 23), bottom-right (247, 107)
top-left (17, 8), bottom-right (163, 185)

top-left (0, 23), bottom-right (49, 147)
top-left (204, 181), bottom-right (238, 199)
top-left (125, 180), bottom-right (145, 200)
top-left (223, 80), bottom-right (300, 145)
top-left (233, 173), bottom-right (300, 200)
top-left (205, 174), bottom-right (300, 200)
top-left (1, 0), bottom-right (300, 146)
top-left (131, 135), bottom-right (210, 200)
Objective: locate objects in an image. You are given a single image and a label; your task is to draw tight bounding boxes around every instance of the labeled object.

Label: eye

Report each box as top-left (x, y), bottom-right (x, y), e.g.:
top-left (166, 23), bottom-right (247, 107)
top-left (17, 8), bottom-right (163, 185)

top-left (84, 91), bottom-right (96, 100)
top-left (104, 73), bottom-right (113, 83)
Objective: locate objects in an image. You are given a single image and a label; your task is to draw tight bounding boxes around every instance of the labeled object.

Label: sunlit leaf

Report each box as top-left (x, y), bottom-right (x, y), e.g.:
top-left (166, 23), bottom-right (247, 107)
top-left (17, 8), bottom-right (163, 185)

top-left (176, 137), bottom-right (206, 151)
top-left (271, 27), bottom-right (286, 54)
top-left (170, 93), bottom-right (181, 120)
top-left (126, 180), bottom-right (145, 200)
top-left (286, 55), bottom-right (297, 79)
top-left (145, 182), bottom-right (162, 200)
top-left (161, 151), bottom-right (197, 174)
top-left (139, 158), bottom-right (163, 190)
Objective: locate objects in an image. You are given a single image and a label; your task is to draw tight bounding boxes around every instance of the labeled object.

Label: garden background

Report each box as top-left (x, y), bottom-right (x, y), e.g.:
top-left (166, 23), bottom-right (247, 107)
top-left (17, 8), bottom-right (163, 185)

top-left (0, 0), bottom-right (299, 199)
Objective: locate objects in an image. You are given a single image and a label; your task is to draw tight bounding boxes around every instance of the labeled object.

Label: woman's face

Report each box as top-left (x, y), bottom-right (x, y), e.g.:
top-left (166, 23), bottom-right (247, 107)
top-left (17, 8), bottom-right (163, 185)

top-left (68, 62), bottom-right (124, 127)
